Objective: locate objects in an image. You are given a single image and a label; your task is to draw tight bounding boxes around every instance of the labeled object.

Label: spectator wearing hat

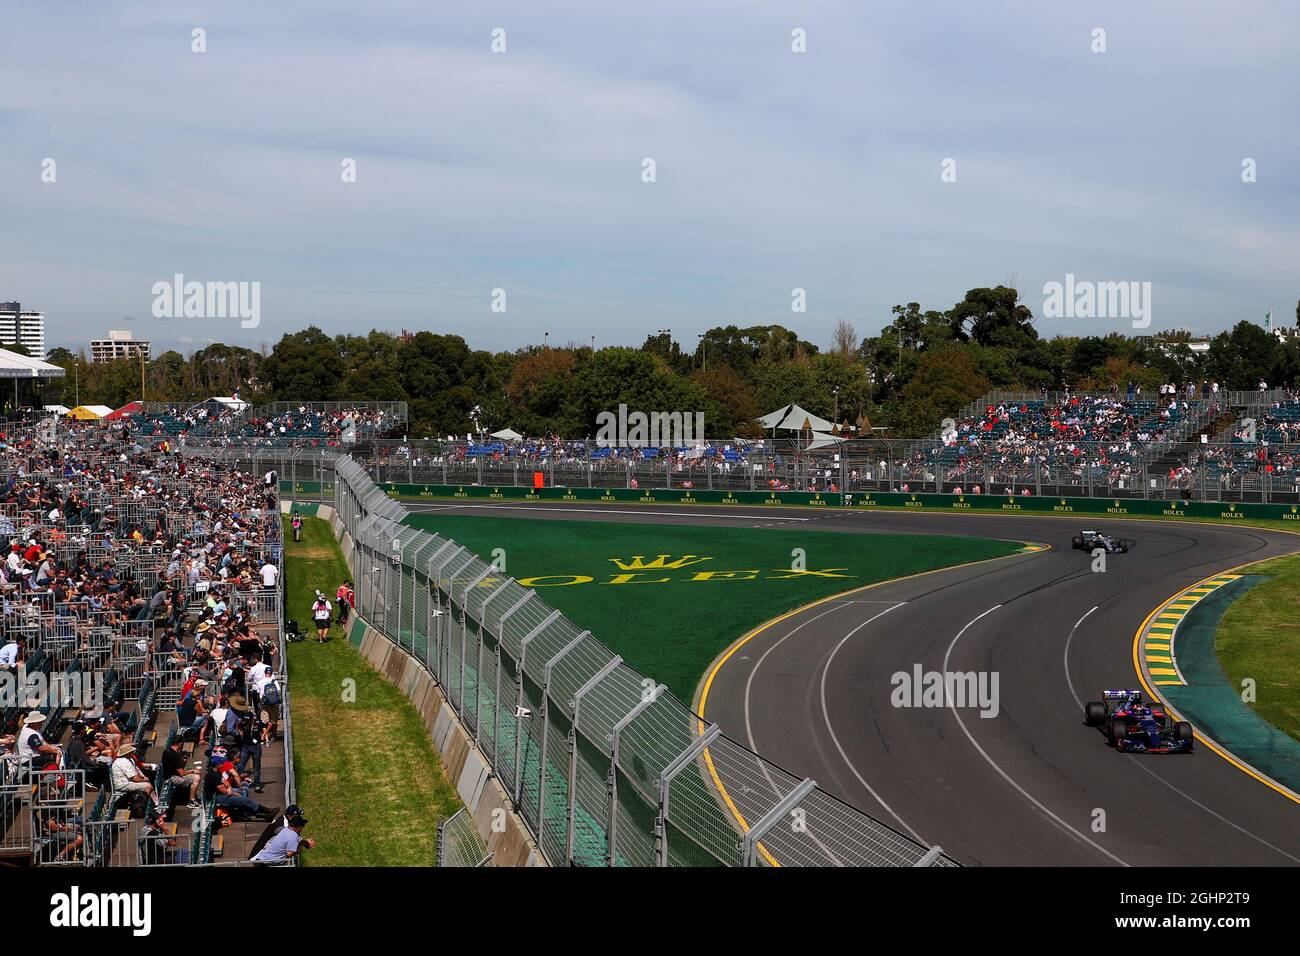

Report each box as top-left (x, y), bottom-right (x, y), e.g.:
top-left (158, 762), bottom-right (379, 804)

top-left (311, 590), bottom-right (332, 643)
top-left (109, 744), bottom-right (159, 812)
top-left (18, 711), bottom-right (60, 770)
top-left (206, 752), bottom-right (275, 822)
top-left (250, 811), bottom-right (314, 865)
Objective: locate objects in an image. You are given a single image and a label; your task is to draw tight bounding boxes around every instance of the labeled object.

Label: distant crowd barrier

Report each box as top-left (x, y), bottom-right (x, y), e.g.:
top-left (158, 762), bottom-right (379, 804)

top-left (368, 482), bottom-right (1300, 523)
top-left (328, 457), bottom-right (957, 867)
top-left (358, 435), bottom-right (1300, 505)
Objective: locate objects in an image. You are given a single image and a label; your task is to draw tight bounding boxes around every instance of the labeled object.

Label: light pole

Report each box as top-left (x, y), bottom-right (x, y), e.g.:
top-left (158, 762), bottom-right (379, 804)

top-left (698, 333), bottom-right (707, 373)
top-left (832, 386), bottom-right (840, 426)
top-left (544, 331), bottom-right (550, 349)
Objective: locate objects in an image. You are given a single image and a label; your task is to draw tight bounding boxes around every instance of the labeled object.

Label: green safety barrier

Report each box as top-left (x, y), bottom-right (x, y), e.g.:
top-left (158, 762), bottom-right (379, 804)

top-left (380, 482), bottom-right (1300, 523)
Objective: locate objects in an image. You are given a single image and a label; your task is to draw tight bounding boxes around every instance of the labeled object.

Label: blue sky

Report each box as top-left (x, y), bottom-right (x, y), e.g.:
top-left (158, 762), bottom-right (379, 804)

top-left (1, 0), bottom-right (1297, 355)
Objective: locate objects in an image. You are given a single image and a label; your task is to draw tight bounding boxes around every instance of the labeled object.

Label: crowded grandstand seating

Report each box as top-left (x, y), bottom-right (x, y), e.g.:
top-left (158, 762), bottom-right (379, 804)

top-left (0, 418), bottom-right (292, 867)
top-left (131, 401), bottom-right (407, 448)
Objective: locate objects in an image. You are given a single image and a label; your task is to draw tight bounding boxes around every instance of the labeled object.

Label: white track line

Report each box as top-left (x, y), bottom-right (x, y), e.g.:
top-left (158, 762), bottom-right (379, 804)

top-left (1062, 605), bottom-right (1099, 707)
top-left (737, 602), bottom-right (914, 865)
top-left (943, 605), bottom-right (1130, 867)
top-left (815, 602), bottom-right (925, 843)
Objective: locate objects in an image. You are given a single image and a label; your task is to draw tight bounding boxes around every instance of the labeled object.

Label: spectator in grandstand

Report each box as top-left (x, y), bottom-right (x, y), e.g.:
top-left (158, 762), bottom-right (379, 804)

top-left (250, 810), bottom-right (314, 865)
top-left (206, 749), bottom-right (276, 821)
top-left (17, 711), bottom-right (60, 770)
top-left (64, 720), bottom-right (109, 790)
top-left (260, 557), bottom-right (279, 590)
top-left (177, 679), bottom-right (210, 743)
top-left (110, 744), bottom-right (159, 812)
top-left (231, 704), bottom-right (263, 792)
top-left (256, 668), bottom-right (282, 744)
top-left (311, 590), bottom-right (332, 643)
top-left (0, 635), bottom-right (18, 673)
top-left (38, 811), bottom-right (85, 863)
top-left (160, 736), bottom-right (202, 809)
top-left (138, 811), bottom-right (186, 865)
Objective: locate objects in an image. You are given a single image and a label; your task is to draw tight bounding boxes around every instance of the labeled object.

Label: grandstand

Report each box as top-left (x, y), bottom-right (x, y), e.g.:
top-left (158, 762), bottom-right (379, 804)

top-left (131, 400), bottom-right (407, 449)
top-left (349, 388), bottom-right (1300, 503)
top-left (0, 418), bottom-right (293, 867)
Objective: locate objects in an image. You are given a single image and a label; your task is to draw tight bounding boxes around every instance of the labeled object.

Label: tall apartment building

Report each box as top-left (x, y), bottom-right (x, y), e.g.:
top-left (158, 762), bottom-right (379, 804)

top-left (0, 302), bottom-right (46, 360)
top-left (90, 329), bottom-right (151, 363)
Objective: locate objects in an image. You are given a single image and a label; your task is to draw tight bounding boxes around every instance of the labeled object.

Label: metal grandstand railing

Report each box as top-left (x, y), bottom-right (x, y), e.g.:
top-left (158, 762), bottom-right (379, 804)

top-left (330, 455), bottom-right (957, 868)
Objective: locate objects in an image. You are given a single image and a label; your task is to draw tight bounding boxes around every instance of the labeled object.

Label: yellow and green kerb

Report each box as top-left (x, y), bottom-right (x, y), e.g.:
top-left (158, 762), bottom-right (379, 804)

top-left (1142, 575), bottom-right (1242, 685)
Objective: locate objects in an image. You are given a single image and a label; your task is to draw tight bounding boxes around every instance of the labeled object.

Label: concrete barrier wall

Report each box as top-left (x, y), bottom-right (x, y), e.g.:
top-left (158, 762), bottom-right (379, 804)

top-left (322, 509), bottom-right (543, 867)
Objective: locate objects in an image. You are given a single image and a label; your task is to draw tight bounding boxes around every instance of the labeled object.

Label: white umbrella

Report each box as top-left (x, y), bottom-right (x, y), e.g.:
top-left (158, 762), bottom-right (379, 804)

top-left (490, 428), bottom-right (524, 441)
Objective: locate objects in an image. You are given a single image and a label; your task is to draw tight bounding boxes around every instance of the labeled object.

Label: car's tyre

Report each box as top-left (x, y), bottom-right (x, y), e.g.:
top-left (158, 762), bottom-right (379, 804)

top-left (1109, 718), bottom-right (1128, 748)
top-left (1072, 536), bottom-right (1084, 550)
top-left (1084, 701), bottom-right (1107, 726)
top-left (1175, 720), bottom-right (1193, 742)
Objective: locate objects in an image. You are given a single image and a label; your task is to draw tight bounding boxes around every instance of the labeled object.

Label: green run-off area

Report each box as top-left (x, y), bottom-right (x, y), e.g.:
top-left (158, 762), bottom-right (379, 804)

top-left (1215, 555), bottom-right (1300, 746)
top-left (401, 512), bottom-right (1025, 702)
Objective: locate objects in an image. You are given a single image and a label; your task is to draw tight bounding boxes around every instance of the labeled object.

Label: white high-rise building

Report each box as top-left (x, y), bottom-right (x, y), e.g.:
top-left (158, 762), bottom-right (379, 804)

top-left (90, 329), bottom-right (151, 363)
top-left (0, 302), bottom-right (47, 360)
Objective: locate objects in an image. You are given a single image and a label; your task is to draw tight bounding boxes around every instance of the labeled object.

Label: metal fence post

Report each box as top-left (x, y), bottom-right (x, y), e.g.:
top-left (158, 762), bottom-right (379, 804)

top-left (459, 566), bottom-right (494, 728)
top-left (607, 683), bottom-right (664, 867)
top-left (536, 632), bottom-right (588, 850)
top-left (742, 777), bottom-right (816, 867)
top-left (513, 610), bottom-right (561, 805)
top-left (656, 723), bottom-right (721, 867)
top-left (475, 581), bottom-right (513, 746)
top-left (567, 656), bottom-right (621, 864)
top-left (494, 593), bottom-right (535, 771)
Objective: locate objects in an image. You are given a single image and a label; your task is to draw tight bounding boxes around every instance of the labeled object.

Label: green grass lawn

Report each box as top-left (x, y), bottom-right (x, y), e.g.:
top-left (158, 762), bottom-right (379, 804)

top-left (402, 513), bottom-right (1025, 701)
top-left (283, 516), bottom-right (461, 865)
top-left (1215, 553), bottom-right (1300, 744)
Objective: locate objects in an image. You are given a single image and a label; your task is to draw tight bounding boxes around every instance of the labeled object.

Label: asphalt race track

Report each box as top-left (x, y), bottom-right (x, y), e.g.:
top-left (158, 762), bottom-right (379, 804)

top-left (405, 498), bottom-right (1300, 866)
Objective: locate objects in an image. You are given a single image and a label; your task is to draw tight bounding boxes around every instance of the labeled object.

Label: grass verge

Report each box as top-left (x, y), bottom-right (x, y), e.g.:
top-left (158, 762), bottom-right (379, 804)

top-left (401, 512), bottom-right (1024, 701)
top-left (283, 515), bottom-right (460, 865)
top-left (1215, 554), bottom-right (1300, 744)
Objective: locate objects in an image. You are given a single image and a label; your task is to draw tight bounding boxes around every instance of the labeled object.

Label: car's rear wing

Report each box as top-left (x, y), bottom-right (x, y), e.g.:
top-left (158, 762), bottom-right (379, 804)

top-left (1103, 689), bottom-right (1142, 700)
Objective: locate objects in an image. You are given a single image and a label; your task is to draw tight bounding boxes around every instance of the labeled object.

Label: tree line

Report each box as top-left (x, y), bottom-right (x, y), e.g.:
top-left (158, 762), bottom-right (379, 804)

top-left (33, 289), bottom-right (1300, 439)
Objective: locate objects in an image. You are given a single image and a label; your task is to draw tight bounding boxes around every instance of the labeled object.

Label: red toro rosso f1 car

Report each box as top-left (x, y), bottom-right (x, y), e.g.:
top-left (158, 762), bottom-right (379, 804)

top-left (1084, 690), bottom-right (1194, 753)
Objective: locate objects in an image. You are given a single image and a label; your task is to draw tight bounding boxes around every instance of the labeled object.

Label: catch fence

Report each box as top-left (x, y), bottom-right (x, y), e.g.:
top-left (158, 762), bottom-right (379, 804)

top-left (331, 455), bottom-right (956, 868)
